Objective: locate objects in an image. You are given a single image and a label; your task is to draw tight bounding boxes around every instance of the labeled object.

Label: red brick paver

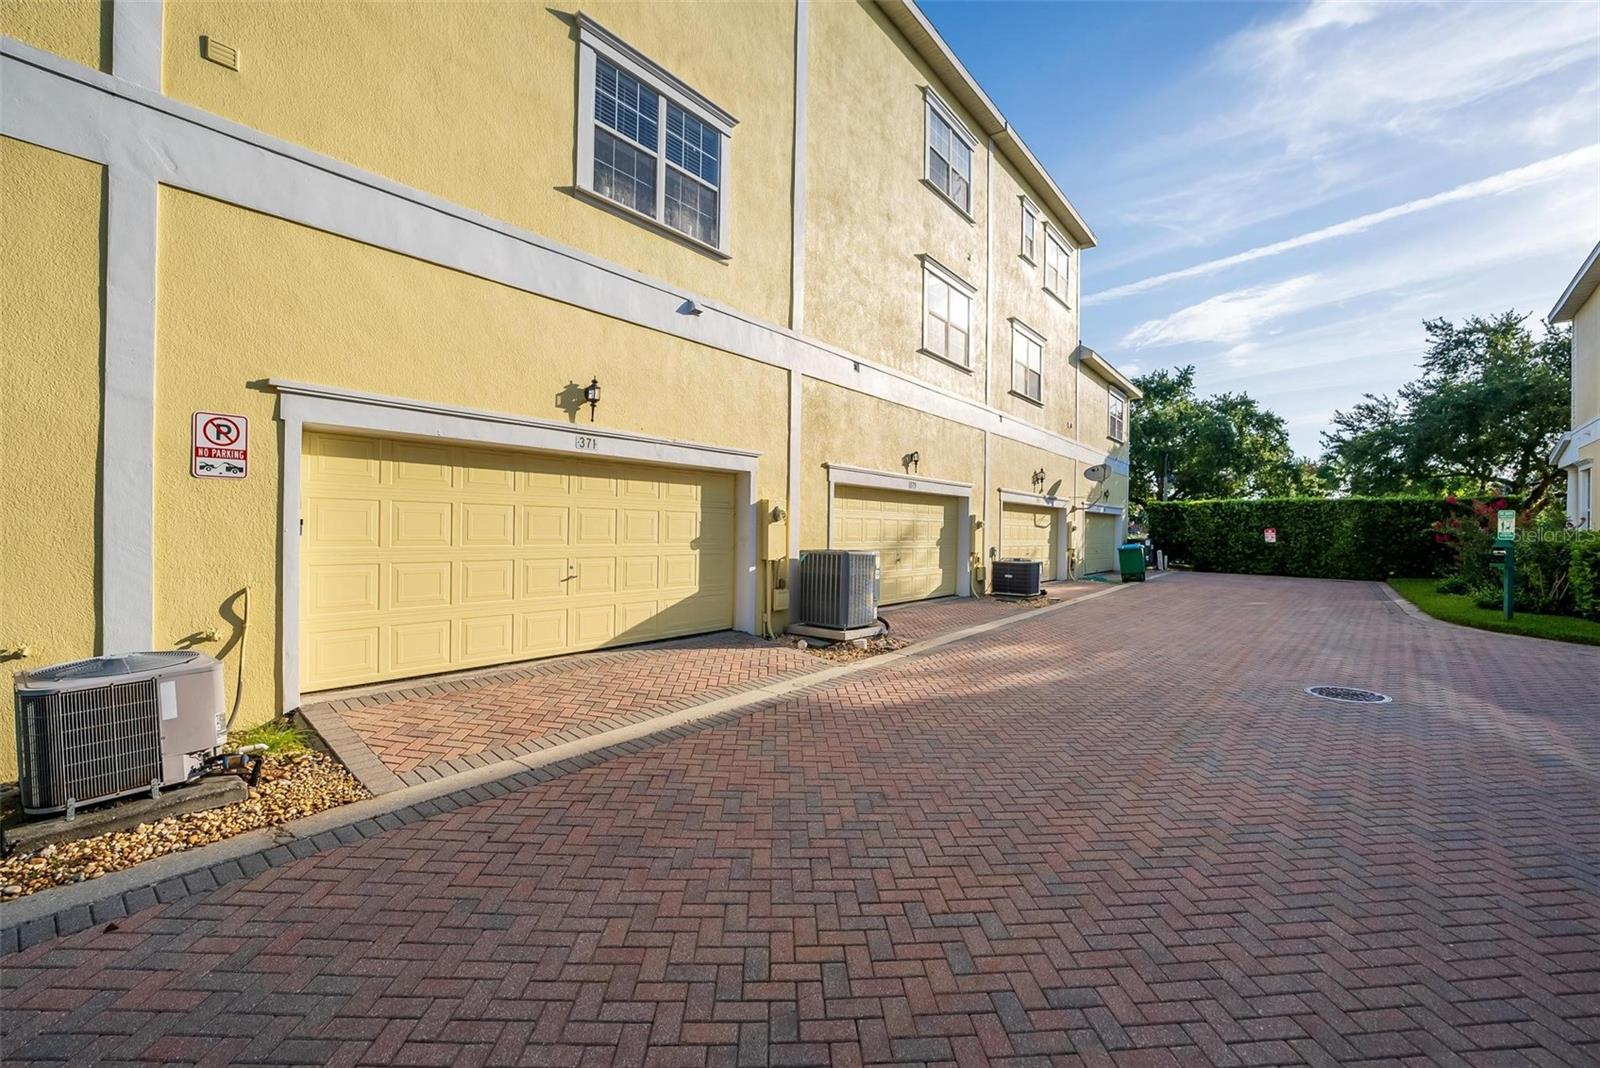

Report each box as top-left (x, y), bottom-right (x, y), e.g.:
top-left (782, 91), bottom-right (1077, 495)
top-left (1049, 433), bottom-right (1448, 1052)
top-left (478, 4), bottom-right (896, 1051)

top-left (318, 633), bottom-right (819, 778)
top-left (4, 573), bottom-right (1598, 1066)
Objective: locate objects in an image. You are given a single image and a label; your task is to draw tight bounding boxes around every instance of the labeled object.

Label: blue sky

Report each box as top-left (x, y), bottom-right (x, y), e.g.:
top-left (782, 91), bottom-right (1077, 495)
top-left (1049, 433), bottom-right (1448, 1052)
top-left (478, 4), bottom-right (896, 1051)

top-left (923, 0), bottom-right (1600, 456)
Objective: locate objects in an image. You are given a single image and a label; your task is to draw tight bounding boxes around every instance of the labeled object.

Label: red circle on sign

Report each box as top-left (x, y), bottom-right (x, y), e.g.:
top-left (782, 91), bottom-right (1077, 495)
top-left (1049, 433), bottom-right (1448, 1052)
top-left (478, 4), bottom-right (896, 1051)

top-left (203, 417), bottom-right (240, 446)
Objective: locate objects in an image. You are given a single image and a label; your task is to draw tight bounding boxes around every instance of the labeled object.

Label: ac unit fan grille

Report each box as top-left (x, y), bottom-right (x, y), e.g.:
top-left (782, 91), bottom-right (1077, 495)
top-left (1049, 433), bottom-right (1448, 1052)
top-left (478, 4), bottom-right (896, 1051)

top-left (17, 679), bottom-right (163, 812)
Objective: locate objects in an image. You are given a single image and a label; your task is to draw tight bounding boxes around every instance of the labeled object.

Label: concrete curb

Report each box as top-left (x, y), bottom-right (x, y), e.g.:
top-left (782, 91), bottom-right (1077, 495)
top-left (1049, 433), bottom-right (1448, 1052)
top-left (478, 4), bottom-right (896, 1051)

top-left (1375, 579), bottom-right (1600, 649)
top-left (0, 582), bottom-right (1132, 954)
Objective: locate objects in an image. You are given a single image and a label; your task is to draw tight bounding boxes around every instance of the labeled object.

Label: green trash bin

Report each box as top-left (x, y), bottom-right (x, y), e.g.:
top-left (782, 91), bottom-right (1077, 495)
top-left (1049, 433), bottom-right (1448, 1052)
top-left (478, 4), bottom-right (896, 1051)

top-left (1118, 543), bottom-right (1147, 582)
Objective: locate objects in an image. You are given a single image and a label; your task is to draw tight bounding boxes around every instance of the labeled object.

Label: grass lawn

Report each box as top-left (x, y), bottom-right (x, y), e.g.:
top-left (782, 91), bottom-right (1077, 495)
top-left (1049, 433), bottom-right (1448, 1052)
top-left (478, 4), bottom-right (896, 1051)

top-left (1387, 578), bottom-right (1600, 646)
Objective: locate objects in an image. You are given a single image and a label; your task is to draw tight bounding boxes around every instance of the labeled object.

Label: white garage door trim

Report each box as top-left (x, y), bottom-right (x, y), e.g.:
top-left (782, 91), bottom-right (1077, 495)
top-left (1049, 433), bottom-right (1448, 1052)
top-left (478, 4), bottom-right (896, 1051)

top-left (998, 488), bottom-right (1070, 581)
top-left (273, 380), bottom-right (760, 713)
top-left (824, 463), bottom-right (972, 597)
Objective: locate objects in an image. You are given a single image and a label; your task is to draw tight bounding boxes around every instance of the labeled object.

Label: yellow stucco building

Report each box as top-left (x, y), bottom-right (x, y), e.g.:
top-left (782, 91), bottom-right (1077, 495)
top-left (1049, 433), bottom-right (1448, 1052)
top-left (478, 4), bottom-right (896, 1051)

top-left (1551, 242), bottom-right (1598, 531)
top-left (0, 0), bottom-right (1140, 776)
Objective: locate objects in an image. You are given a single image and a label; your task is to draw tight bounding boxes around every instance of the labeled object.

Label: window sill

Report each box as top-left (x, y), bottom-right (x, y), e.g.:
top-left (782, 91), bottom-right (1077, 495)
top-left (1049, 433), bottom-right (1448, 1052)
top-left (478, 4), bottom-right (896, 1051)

top-left (1043, 287), bottom-right (1072, 311)
top-left (1008, 389), bottom-right (1044, 408)
top-left (918, 348), bottom-right (974, 374)
top-left (574, 185), bottom-right (731, 261)
top-left (1018, 253), bottom-right (1037, 267)
top-left (920, 177), bottom-right (976, 223)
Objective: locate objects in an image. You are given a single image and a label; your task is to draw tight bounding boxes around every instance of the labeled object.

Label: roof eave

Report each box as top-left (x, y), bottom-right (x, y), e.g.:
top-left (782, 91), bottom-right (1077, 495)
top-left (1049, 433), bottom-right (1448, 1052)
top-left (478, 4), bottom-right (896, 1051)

top-left (877, 1), bottom-right (1096, 249)
top-left (1076, 346), bottom-right (1143, 400)
top-left (1550, 240), bottom-right (1600, 324)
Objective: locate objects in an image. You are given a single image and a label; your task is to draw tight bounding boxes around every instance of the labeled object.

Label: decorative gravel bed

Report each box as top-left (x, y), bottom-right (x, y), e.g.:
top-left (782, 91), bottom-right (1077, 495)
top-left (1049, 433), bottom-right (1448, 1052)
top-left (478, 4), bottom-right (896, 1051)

top-left (800, 635), bottom-right (910, 662)
top-left (0, 750), bottom-right (367, 901)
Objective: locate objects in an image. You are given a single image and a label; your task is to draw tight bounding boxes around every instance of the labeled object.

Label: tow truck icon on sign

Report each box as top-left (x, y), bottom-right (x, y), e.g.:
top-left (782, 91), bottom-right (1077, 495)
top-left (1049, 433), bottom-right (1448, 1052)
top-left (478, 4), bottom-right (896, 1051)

top-left (192, 411), bottom-right (249, 479)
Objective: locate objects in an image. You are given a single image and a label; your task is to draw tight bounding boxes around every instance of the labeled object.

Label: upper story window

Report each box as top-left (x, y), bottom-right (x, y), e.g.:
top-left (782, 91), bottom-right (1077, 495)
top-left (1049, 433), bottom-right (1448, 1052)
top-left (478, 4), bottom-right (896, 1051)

top-left (1020, 199), bottom-right (1038, 262)
top-left (924, 91), bottom-right (975, 215)
top-left (1044, 228), bottom-right (1071, 303)
top-left (1011, 322), bottom-right (1043, 403)
top-left (921, 258), bottom-right (974, 369)
top-left (1108, 388), bottom-right (1126, 442)
top-left (576, 16), bottom-right (736, 254)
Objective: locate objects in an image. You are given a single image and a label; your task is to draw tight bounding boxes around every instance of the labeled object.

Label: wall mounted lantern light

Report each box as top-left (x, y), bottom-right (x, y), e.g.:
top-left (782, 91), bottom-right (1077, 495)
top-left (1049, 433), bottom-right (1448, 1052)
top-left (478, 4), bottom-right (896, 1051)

top-left (1032, 468), bottom-right (1047, 491)
top-left (904, 451), bottom-right (921, 473)
top-left (584, 377), bottom-right (601, 422)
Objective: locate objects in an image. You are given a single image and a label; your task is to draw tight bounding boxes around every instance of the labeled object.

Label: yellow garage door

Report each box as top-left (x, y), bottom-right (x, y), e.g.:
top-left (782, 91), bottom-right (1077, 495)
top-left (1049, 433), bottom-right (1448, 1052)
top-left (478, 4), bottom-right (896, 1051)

top-left (1082, 513), bottom-right (1117, 574)
top-left (1001, 503), bottom-right (1058, 579)
top-left (300, 432), bottom-right (735, 691)
top-left (832, 485), bottom-right (957, 605)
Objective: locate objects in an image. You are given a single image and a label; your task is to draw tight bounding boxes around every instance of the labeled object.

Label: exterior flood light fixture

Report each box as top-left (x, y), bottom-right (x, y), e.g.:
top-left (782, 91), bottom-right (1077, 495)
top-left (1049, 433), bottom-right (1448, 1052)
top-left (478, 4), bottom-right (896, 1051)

top-left (584, 378), bottom-right (601, 422)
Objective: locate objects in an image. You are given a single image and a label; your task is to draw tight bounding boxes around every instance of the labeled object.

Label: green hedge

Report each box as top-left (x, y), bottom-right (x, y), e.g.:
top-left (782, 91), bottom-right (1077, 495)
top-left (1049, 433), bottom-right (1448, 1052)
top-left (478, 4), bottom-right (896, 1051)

top-left (1572, 535), bottom-right (1600, 621)
top-left (1147, 497), bottom-right (1477, 580)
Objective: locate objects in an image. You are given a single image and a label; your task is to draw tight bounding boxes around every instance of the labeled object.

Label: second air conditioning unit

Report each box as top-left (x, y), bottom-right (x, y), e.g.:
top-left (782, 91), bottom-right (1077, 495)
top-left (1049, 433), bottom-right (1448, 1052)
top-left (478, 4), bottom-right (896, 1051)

top-left (795, 550), bottom-right (879, 630)
top-left (13, 651), bottom-right (227, 817)
top-left (992, 558), bottom-right (1043, 598)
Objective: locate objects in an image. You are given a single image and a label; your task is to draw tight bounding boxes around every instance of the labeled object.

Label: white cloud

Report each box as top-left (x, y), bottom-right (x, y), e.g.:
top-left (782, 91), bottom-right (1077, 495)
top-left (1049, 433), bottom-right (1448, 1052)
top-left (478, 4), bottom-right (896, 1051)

top-left (1087, 146), bottom-right (1600, 305)
top-left (1118, 175), bottom-right (1592, 354)
top-left (1122, 276), bottom-right (1320, 348)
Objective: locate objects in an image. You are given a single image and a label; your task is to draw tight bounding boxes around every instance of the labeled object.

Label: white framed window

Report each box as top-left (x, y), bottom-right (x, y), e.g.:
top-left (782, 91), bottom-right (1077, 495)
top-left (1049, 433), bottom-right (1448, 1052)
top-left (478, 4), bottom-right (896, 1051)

top-left (924, 90), bottom-right (974, 215)
top-left (1044, 227), bottom-right (1071, 303)
top-left (921, 258), bottom-right (974, 368)
top-left (1108, 388), bottom-right (1126, 442)
top-left (1011, 321), bottom-right (1043, 403)
top-left (576, 15), bottom-right (735, 254)
top-left (1020, 199), bottom-right (1038, 262)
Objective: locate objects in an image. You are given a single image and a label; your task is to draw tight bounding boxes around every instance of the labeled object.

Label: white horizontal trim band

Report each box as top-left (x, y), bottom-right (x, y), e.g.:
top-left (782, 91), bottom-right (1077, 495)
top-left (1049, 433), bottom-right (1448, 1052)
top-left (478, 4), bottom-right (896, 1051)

top-left (0, 38), bottom-right (1125, 477)
top-left (998, 488), bottom-right (1067, 508)
top-left (269, 379), bottom-right (762, 471)
top-left (825, 462), bottom-right (972, 498)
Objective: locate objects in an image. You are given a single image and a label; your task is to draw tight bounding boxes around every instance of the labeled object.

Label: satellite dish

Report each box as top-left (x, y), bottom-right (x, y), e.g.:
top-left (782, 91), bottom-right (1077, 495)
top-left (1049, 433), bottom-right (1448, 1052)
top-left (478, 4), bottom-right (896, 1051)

top-left (1084, 463), bottom-right (1109, 483)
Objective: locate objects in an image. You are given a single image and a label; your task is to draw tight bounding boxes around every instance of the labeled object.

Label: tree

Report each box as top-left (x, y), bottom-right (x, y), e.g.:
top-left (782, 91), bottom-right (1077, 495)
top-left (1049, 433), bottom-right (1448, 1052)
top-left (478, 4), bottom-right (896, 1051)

top-left (1128, 366), bottom-right (1314, 504)
top-left (1320, 312), bottom-right (1571, 511)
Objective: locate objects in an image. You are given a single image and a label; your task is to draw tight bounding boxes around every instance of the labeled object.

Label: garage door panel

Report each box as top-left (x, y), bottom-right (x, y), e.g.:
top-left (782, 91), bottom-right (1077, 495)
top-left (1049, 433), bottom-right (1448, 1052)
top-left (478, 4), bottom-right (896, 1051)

top-left (461, 559), bottom-right (515, 604)
top-left (307, 562), bottom-right (380, 616)
top-left (308, 626), bottom-right (380, 687)
top-left (391, 561), bottom-right (452, 610)
top-left (518, 609), bottom-right (568, 655)
top-left (832, 486), bottom-right (957, 605)
top-left (392, 500), bottom-right (453, 547)
top-left (390, 620), bottom-right (451, 674)
top-left (523, 505), bottom-right (569, 545)
top-left (574, 507), bottom-right (617, 545)
top-left (459, 615), bottom-right (515, 661)
top-left (302, 432), bottom-right (735, 690)
top-left (461, 503), bottom-right (515, 547)
top-left (389, 442), bottom-right (454, 488)
top-left (311, 498), bottom-right (380, 548)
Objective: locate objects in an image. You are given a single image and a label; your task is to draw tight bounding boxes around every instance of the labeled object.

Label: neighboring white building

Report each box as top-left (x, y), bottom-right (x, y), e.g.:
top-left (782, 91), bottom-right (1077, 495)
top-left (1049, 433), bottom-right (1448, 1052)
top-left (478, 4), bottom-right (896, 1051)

top-left (1551, 242), bottom-right (1600, 529)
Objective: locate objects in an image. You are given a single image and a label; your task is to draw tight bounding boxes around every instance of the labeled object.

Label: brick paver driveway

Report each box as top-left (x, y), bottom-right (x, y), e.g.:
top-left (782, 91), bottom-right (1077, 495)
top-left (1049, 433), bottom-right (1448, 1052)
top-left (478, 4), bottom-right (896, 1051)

top-left (5, 573), bottom-right (1599, 1066)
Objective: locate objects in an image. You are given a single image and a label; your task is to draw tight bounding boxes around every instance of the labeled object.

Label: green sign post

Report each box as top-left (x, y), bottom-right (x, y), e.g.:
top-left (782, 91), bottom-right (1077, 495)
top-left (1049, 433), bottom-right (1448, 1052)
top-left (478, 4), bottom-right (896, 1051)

top-left (1490, 508), bottom-right (1516, 620)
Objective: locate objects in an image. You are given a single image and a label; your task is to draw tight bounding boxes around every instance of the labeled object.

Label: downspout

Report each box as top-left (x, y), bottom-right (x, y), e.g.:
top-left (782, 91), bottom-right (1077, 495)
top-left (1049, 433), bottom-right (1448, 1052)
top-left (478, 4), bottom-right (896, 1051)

top-left (980, 133), bottom-right (995, 595)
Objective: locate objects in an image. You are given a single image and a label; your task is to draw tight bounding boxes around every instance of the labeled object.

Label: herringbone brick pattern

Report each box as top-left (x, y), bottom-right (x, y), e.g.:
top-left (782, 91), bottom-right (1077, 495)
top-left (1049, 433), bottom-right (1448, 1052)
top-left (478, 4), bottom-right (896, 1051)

top-left (5, 574), bottom-right (1598, 1066)
top-left (882, 582), bottom-right (1096, 644)
top-left (323, 634), bottom-right (819, 777)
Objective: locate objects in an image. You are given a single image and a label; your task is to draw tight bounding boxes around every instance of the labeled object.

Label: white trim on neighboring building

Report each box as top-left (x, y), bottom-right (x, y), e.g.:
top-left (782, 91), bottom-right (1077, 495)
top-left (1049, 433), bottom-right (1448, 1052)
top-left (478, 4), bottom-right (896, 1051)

top-left (271, 379), bottom-right (762, 713)
top-left (824, 463), bottom-right (973, 596)
top-left (1550, 240), bottom-right (1600, 324)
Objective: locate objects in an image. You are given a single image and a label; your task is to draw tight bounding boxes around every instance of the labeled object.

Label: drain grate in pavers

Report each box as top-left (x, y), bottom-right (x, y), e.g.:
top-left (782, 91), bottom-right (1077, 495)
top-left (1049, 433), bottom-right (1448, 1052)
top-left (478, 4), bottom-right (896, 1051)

top-left (1305, 684), bottom-right (1391, 704)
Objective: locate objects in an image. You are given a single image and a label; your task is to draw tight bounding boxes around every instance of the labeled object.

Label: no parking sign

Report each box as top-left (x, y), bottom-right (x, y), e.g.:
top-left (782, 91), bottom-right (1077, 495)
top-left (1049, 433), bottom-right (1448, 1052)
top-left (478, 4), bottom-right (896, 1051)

top-left (192, 412), bottom-right (248, 479)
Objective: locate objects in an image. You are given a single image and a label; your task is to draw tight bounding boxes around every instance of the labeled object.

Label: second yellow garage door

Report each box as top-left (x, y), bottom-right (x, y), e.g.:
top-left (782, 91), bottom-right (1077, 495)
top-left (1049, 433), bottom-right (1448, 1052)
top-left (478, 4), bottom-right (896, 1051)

top-left (1082, 513), bottom-right (1118, 574)
top-left (300, 432), bottom-right (735, 691)
top-left (1001, 503), bottom-right (1059, 579)
top-left (832, 485), bottom-right (957, 604)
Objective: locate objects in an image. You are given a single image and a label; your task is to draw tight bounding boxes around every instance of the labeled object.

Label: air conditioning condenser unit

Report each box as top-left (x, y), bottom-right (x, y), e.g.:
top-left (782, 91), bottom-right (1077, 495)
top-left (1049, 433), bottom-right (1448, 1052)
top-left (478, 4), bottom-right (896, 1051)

top-left (992, 558), bottom-right (1043, 598)
top-left (795, 549), bottom-right (879, 630)
top-left (13, 651), bottom-right (227, 817)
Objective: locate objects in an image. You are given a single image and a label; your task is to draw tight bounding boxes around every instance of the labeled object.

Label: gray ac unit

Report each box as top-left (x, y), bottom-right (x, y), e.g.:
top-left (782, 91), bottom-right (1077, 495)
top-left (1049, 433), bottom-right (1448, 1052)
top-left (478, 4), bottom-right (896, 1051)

top-left (992, 558), bottom-right (1043, 598)
top-left (796, 550), bottom-right (879, 629)
top-left (13, 651), bottom-right (227, 817)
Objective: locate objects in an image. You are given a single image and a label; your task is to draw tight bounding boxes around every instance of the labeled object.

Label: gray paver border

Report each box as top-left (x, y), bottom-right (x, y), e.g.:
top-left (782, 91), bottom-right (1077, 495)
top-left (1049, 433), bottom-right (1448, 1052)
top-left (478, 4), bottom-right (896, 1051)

top-left (0, 582), bottom-right (1132, 953)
